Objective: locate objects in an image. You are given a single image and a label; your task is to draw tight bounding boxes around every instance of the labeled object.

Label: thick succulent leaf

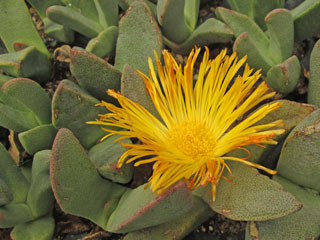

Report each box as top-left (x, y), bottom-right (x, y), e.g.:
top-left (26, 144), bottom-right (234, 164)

top-left (194, 162), bottom-right (301, 221)
top-left (10, 214), bottom-right (55, 240)
top-left (277, 109), bottom-right (320, 191)
top-left (46, 5), bottom-right (102, 38)
top-left (0, 203), bottom-right (33, 228)
top-left (50, 128), bottom-right (127, 229)
top-left (266, 55), bottom-right (300, 94)
top-left (18, 124), bottom-right (57, 155)
top-left (215, 7), bottom-right (269, 50)
top-left (0, 46), bottom-right (51, 83)
top-left (226, 100), bottom-right (317, 166)
top-left (0, 0), bottom-right (49, 56)
top-left (253, 0), bottom-right (285, 30)
top-left (246, 175), bottom-right (320, 240)
top-left (118, 0), bottom-right (157, 15)
top-left (0, 79), bottom-right (49, 132)
top-left (0, 74), bottom-right (13, 87)
top-left (85, 26), bottom-right (118, 58)
top-left (1, 78), bottom-right (52, 125)
top-left (43, 18), bottom-right (75, 44)
top-left (52, 80), bottom-right (107, 149)
top-left (226, 0), bottom-right (254, 17)
top-left (63, 0), bottom-right (101, 23)
top-left (0, 143), bottom-right (29, 203)
top-left (0, 178), bottom-right (13, 206)
top-left (0, 102), bottom-right (38, 132)
top-left (121, 64), bottom-right (159, 118)
top-left (115, 0), bottom-right (163, 74)
top-left (26, 150), bottom-right (54, 218)
top-left (157, 0), bottom-right (199, 43)
top-left (25, 0), bottom-right (62, 18)
top-left (107, 182), bottom-right (194, 233)
top-left (0, 0), bottom-right (51, 82)
top-left (291, 0), bottom-right (320, 41)
top-left (163, 18), bottom-right (234, 55)
top-left (124, 196), bottom-right (214, 240)
top-left (94, 0), bottom-right (119, 28)
top-left (265, 9), bottom-right (294, 63)
top-left (70, 47), bottom-right (121, 102)
top-left (26, 0), bottom-right (74, 43)
top-left (88, 135), bottom-right (134, 184)
top-left (308, 39), bottom-right (320, 107)
top-left (233, 32), bottom-right (273, 75)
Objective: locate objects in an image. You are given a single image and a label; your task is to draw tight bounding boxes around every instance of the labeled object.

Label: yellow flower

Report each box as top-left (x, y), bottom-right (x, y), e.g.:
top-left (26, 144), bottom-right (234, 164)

top-left (88, 48), bottom-right (285, 201)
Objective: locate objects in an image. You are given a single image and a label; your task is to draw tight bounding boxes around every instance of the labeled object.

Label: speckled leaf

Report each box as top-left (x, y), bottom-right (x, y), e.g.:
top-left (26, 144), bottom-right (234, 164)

top-left (246, 175), bottom-right (320, 240)
top-left (118, 0), bottom-right (157, 15)
top-left (227, 100), bottom-right (317, 166)
top-left (50, 128), bottom-right (127, 229)
top-left (107, 182), bottom-right (194, 233)
top-left (194, 162), bottom-right (301, 221)
top-left (10, 214), bottom-right (55, 240)
top-left (124, 196), bottom-right (214, 240)
top-left (121, 63), bottom-right (159, 118)
top-left (163, 18), bottom-right (233, 55)
top-left (88, 135), bottom-right (134, 184)
top-left (52, 80), bottom-right (107, 149)
top-left (115, 0), bottom-right (163, 74)
top-left (70, 47), bottom-right (121, 102)
top-left (308, 39), bottom-right (320, 107)
top-left (277, 109), bottom-right (320, 191)
top-left (266, 55), bottom-right (300, 94)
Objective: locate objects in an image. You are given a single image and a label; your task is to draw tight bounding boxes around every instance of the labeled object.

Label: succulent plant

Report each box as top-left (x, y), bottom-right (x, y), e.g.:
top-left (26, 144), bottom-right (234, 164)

top-left (308, 39), bottom-right (320, 107)
top-left (0, 145), bottom-right (55, 240)
top-left (0, 0), bottom-right (51, 83)
top-left (291, 0), bottom-right (320, 41)
top-left (0, 78), bottom-right (57, 155)
top-left (246, 109), bottom-right (320, 240)
top-left (157, 0), bottom-right (234, 54)
top-left (226, 0), bottom-right (285, 31)
top-left (215, 6), bottom-right (300, 95)
top-left (0, 1), bottom-right (320, 239)
top-left (45, 0), bottom-right (119, 57)
top-left (26, 0), bottom-right (75, 44)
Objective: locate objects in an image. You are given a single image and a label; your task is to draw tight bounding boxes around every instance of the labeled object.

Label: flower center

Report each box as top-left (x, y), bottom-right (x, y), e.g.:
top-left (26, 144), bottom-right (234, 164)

top-left (168, 120), bottom-right (216, 158)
